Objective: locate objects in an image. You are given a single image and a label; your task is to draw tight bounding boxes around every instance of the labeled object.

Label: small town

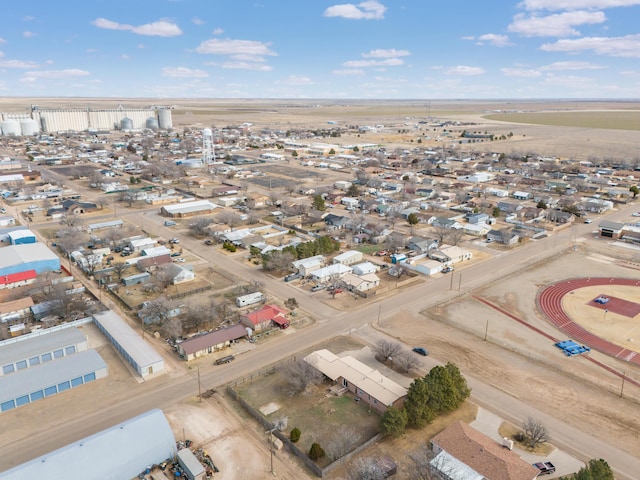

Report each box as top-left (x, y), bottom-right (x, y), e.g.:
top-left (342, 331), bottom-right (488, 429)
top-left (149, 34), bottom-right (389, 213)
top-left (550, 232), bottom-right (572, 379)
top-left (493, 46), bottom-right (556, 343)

top-left (1, 1), bottom-right (639, 479)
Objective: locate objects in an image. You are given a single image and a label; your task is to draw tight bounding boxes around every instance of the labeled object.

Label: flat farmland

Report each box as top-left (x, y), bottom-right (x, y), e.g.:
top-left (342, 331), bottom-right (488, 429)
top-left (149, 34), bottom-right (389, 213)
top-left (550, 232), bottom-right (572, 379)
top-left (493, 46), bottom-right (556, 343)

top-left (485, 111), bottom-right (640, 131)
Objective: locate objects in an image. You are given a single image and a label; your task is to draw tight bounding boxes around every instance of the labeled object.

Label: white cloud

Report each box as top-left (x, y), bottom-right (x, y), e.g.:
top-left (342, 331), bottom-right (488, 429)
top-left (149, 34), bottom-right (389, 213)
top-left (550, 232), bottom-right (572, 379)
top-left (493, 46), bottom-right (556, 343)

top-left (92, 18), bottom-right (182, 37)
top-left (121, 54), bottom-right (131, 60)
top-left (0, 38), bottom-right (7, 45)
top-left (196, 38), bottom-right (276, 57)
top-left (540, 60), bottom-right (607, 70)
top-left (23, 15), bottom-right (35, 21)
top-left (501, 67), bottom-right (542, 77)
top-left (23, 69), bottom-right (90, 79)
top-left (220, 62), bottom-right (272, 71)
top-left (362, 48), bottom-right (410, 58)
top-left (0, 59), bottom-right (39, 68)
top-left (162, 66), bottom-right (208, 78)
top-left (212, 28), bottom-right (224, 35)
top-left (229, 54), bottom-right (267, 63)
top-left (541, 73), bottom-right (597, 88)
top-left (23, 31), bottom-right (36, 38)
top-left (444, 65), bottom-right (486, 76)
top-left (279, 75), bottom-right (314, 86)
top-left (541, 33), bottom-right (640, 57)
top-left (473, 34), bottom-right (513, 47)
top-left (343, 58), bottom-right (404, 67)
top-left (332, 68), bottom-right (365, 75)
top-left (192, 17), bottom-right (205, 25)
top-left (324, 1), bottom-right (386, 20)
top-left (521, 0), bottom-right (640, 11)
top-left (137, 43), bottom-right (145, 49)
top-left (509, 11), bottom-right (606, 37)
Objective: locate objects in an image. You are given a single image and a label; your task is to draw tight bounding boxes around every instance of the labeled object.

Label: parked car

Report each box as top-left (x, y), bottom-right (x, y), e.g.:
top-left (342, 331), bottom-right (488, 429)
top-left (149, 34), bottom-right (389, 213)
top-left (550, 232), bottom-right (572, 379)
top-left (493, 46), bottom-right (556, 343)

top-left (441, 266), bottom-right (453, 274)
top-left (214, 355), bottom-right (235, 365)
top-left (584, 218), bottom-right (593, 224)
top-left (412, 347), bottom-right (429, 356)
top-left (532, 462), bottom-right (556, 475)
top-left (311, 284), bottom-right (326, 292)
top-left (632, 212), bottom-right (640, 217)
top-left (170, 238), bottom-right (180, 244)
top-left (204, 239), bottom-right (213, 245)
top-left (174, 257), bottom-right (185, 263)
top-left (164, 220), bottom-right (177, 226)
top-left (170, 252), bottom-right (181, 257)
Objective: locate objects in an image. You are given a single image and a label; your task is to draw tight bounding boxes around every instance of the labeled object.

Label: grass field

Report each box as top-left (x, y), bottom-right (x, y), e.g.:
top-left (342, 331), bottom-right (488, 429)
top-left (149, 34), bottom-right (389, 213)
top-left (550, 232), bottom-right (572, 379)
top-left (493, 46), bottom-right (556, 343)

top-left (485, 111), bottom-right (640, 131)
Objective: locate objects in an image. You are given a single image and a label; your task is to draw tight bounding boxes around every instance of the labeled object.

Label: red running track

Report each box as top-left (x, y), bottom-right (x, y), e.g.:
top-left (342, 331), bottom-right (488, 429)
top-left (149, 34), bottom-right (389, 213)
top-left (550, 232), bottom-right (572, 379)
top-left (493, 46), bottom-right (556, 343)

top-left (537, 277), bottom-right (640, 366)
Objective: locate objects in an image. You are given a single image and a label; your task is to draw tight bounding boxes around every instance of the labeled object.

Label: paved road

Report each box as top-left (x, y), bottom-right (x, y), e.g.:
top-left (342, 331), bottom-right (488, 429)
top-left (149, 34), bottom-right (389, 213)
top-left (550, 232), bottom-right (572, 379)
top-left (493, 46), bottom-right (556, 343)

top-left (5, 174), bottom-right (640, 477)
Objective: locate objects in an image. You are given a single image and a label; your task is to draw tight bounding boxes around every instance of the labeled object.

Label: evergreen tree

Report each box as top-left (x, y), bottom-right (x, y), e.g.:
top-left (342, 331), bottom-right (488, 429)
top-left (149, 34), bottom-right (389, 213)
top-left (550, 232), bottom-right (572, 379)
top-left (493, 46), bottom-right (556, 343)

top-left (379, 406), bottom-right (408, 438)
top-left (404, 378), bottom-right (435, 428)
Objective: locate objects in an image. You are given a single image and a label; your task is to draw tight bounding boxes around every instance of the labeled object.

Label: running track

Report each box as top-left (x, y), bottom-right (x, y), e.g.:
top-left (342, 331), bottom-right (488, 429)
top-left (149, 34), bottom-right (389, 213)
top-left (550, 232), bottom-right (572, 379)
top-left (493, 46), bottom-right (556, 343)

top-left (537, 278), bottom-right (640, 367)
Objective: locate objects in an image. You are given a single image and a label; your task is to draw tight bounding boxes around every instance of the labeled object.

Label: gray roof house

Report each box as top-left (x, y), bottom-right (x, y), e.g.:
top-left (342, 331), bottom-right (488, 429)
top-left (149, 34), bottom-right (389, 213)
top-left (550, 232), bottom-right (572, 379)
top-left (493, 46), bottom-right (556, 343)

top-left (407, 236), bottom-right (438, 253)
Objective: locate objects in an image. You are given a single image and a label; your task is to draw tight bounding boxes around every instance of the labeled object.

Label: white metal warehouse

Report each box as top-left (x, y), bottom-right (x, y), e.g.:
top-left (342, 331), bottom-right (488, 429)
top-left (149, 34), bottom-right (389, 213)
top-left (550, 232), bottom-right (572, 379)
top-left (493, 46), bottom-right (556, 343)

top-left (0, 327), bottom-right (88, 376)
top-left (93, 310), bottom-right (165, 378)
top-left (0, 349), bottom-right (107, 413)
top-left (0, 409), bottom-right (177, 480)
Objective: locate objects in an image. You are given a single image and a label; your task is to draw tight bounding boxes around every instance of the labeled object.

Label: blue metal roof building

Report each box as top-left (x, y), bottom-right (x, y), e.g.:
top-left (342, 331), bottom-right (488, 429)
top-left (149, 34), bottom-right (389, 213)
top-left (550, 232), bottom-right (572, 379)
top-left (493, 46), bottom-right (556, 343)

top-left (0, 243), bottom-right (60, 276)
top-left (0, 327), bottom-right (88, 376)
top-left (0, 409), bottom-right (176, 480)
top-left (0, 349), bottom-right (107, 413)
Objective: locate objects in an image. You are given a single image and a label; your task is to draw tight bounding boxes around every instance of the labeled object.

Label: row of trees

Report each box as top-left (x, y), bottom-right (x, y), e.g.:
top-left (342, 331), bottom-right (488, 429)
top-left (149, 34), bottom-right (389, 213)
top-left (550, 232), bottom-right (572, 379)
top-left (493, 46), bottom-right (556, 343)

top-left (261, 236), bottom-right (341, 272)
top-left (380, 363), bottom-right (470, 437)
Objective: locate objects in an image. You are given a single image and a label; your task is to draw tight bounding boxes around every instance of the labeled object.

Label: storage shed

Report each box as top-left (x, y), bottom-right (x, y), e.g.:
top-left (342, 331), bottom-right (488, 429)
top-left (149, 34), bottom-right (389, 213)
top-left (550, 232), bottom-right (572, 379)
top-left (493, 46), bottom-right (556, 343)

top-left (0, 409), bottom-right (177, 480)
top-left (333, 250), bottom-right (364, 266)
top-left (1, 327), bottom-right (88, 376)
top-left (93, 310), bottom-right (164, 378)
top-left (0, 349), bottom-right (107, 412)
top-left (7, 229), bottom-right (36, 245)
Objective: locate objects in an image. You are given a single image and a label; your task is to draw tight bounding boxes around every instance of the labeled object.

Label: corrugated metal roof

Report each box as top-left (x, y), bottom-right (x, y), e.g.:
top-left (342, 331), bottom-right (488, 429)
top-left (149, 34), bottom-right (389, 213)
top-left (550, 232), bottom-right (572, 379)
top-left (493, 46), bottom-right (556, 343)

top-left (0, 269), bottom-right (37, 285)
top-left (0, 327), bottom-right (86, 366)
top-left (0, 409), bottom-right (176, 480)
top-left (180, 324), bottom-right (247, 356)
top-left (93, 311), bottom-right (163, 371)
top-left (0, 349), bottom-right (106, 403)
top-left (0, 243), bottom-right (59, 270)
top-left (162, 200), bottom-right (217, 215)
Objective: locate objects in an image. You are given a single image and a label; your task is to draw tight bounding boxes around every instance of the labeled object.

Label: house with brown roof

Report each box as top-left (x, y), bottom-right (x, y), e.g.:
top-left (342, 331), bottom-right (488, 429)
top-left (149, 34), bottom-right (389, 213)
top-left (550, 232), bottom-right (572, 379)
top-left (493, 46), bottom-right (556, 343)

top-left (177, 324), bottom-right (248, 361)
top-left (430, 421), bottom-right (538, 480)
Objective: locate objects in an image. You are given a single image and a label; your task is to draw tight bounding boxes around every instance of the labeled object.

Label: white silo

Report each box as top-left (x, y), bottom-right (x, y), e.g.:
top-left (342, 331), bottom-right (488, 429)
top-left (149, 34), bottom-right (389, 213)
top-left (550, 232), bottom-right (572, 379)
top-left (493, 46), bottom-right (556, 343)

top-left (120, 117), bottom-right (133, 130)
top-left (158, 109), bottom-right (173, 130)
top-left (202, 128), bottom-right (215, 165)
top-left (146, 116), bottom-right (159, 130)
top-left (1, 119), bottom-right (21, 136)
top-left (20, 118), bottom-right (40, 136)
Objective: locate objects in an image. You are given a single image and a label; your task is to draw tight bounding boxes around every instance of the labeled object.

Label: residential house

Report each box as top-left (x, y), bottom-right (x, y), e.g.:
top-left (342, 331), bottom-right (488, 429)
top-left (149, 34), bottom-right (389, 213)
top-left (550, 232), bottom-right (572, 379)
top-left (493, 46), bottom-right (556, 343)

top-left (341, 272), bottom-right (380, 292)
top-left (582, 198), bottom-right (614, 213)
top-left (415, 187), bottom-right (436, 198)
top-left (496, 202), bottom-right (522, 214)
top-left (310, 264), bottom-right (352, 283)
top-left (137, 254), bottom-right (172, 272)
top-left (324, 214), bottom-right (349, 230)
top-left (241, 304), bottom-right (289, 332)
top-left (487, 229), bottom-right (519, 245)
top-left (162, 264), bottom-right (195, 285)
top-left (177, 324), bottom-right (247, 361)
top-left (546, 210), bottom-right (575, 224)
top-left (304, 349), bottom-right (407, 414)
top-left (430, 421), bottom-right (538, 480)
top-left (464, 223), bottom-right (491, 236)
top-left (246, 193), bottom-right (269, 209)
top-left (439, 245), bottom-right (472, 263)
top-left (520, 207), bottom-right (544, 220)
top-left (512, 191), bottom-right (532, 200)
top-left (432, 217), bottom-right (463, 230)
top-left (351, 262), bottom-right (378, 276)
top-left (407, 236), bottom-right (438, 254)
top-left (292, 255), bottom-right (325, 277)
top-left (466, 213), bottom-right (489, 224)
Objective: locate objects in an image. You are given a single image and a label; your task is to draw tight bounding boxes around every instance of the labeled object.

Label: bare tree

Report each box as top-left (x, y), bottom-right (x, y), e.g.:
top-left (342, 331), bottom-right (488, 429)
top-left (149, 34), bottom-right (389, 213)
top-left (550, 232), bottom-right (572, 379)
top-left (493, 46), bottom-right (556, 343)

top-left (373, 339), bottom-right (402, 362)
top-left (139, 297), bottom-right (173, 325)
top-left (447, 228), bottom-right (465, 246)
top-left (346, 458), bottom-right (388, 480)
top-left (523, 418), bottom-right (549, 449)
top-left (60, 213), bottom-right (84, 228)
top-left (189, 217), bottom-right (214, 236)
top-left (395, 350), bottom-right (423, 373)
top-left (154, 265), bottom-right (175, 290)
top-left (433, 225), bottom-right (449, 243)
top-left (111, 262), bottom-right (129, 282)
top-left (215, 211), bottom-right (241, 229)
top-left (263, 250), bottom-right (296, 273)
top-left (282, 358), bottom-right (324, 396)
top-left (406, 444), bottom-right (438, 480)
top-left (182, 302), bottom-right (212, 333)
top-left (326, 425), bottom-right (362, 460)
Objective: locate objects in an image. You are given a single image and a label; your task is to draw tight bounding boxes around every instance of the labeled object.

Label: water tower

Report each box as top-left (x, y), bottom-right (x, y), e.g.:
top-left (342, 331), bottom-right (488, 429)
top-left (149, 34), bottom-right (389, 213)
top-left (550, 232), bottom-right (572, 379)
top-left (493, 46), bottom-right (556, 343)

top-left (202, 128), bottom-right (215, 165)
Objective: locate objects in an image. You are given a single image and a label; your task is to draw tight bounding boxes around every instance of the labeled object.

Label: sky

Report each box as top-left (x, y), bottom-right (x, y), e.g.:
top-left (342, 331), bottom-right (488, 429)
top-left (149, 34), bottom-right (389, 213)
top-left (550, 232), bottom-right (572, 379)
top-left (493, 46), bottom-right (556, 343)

top-left (0, 0), bottom-right (639, 99)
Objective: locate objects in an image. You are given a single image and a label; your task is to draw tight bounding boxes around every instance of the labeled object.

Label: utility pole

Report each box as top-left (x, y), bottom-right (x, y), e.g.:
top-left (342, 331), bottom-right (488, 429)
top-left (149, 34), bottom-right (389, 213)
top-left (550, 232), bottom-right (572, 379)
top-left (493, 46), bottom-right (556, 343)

top-left (197, 366), bottom-right (202, 403)
top-left (484, 319), bottom-right (489, 341)
top-left (620, 371), bottom-right (626, 398)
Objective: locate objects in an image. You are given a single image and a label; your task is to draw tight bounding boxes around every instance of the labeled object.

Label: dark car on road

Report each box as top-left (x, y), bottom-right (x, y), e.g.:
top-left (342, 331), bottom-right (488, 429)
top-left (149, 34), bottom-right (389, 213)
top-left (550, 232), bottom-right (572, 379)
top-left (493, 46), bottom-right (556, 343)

top-left (412, 347), bottom-right (429, 356)
top-left (214, 355), bottom-right (235, 365)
